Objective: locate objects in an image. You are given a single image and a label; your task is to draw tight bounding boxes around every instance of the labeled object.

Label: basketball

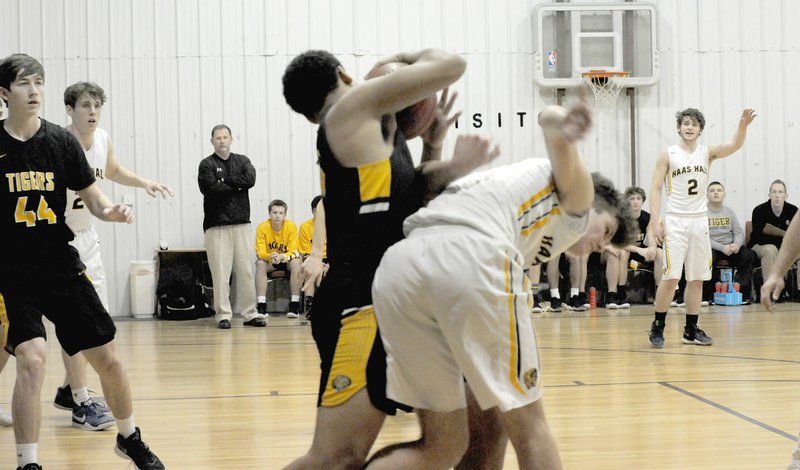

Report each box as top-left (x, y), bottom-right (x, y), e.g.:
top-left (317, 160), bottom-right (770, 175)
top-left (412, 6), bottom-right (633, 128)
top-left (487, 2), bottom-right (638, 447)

top-left (365, 62), bottom-right (437, 139)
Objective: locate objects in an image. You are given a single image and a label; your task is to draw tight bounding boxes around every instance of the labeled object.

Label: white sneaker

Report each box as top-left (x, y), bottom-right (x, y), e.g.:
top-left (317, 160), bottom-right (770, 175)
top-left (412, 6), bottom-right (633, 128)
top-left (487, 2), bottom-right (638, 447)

top-left (286, 311), bottom-right (300, 319)
top-left (0, 408), bottom-right (12, 427)
top-left (700, 300), bottom-right (709, 307)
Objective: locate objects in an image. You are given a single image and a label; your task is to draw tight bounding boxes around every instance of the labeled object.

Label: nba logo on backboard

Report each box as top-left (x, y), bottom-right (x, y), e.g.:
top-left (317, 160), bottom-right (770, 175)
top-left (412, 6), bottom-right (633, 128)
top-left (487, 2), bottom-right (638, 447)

top-left (546, 51), bottom-right (557, 71)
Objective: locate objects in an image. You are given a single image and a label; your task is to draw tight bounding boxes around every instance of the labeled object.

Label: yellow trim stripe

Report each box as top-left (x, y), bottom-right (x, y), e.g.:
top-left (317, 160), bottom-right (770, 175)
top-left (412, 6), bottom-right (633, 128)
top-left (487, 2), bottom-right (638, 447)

top-left (505, 257), bottom-right (525, 395)
top-left (321, 306), bottom-right (377, 407)
top-left (358, 159), bottom-right (391, 203)
top-left (0, 293), bottom-right (7, 350)
top-left (520, 207), bottom-right (561, 236)
top-left (663, 234), bottom-right (671, 276)
top-left (518, 183), bottom-right (554, 218)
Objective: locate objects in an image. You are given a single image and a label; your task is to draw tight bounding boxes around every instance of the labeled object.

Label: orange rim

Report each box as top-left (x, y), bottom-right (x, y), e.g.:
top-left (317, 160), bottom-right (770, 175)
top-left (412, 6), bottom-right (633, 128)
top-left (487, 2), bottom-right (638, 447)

top-left (581, 70), bottom-right (631, 79)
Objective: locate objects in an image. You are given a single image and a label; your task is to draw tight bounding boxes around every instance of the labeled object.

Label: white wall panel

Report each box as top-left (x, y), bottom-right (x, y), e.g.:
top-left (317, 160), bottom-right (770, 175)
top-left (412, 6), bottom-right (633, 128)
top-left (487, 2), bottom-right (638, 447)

top-left (2, 0), bottom-right (799, 315)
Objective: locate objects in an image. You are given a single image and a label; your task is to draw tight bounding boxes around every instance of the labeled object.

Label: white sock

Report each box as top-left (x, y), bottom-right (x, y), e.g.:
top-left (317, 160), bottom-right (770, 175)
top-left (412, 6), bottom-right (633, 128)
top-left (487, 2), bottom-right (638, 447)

top-left (16, 443), bottom-right (37, 467)
top-left (291, 295), bottom-right (300, 302)
top-left (550, 288), bottom-right (560, 299)
top-left (257, 296), bottom-right (266, 304)
top-left (72, 386), bottom-right (90, 405)
top-left (116, 415), bottom-right (136, 438)
top-left (570, 287), bottom-right (579, 297)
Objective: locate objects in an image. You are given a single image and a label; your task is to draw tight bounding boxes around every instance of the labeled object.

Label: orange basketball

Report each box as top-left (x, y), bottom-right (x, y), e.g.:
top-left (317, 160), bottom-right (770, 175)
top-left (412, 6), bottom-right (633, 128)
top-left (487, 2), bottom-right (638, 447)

top-left (365, 62), bottom-right (437, 139)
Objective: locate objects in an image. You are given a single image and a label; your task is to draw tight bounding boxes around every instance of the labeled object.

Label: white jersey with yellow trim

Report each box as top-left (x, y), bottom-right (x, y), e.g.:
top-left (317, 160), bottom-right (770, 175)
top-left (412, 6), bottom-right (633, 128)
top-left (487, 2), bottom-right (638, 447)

top-left (403, 159), bottom-right (589, 266)
top-left (65, 128), bottom-right (110, 232)
top-left (664, 144), bottom-right (709, 216)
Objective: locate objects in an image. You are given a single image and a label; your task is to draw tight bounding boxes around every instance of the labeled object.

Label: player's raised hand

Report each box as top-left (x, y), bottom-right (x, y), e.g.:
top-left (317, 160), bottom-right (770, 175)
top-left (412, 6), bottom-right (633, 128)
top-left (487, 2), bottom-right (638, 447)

top-left (451, 133), bottom-right (501, 175)
top-left (143, 179), bottom-right (175, 198)
top-left (740, 108), bottom-right (757, 126)
top-left (561, 89), bottom-right (593, 143)
top-left (103, 203), bottom-right (134, 224)
top-left (421, 87), bottom-right (461, 147)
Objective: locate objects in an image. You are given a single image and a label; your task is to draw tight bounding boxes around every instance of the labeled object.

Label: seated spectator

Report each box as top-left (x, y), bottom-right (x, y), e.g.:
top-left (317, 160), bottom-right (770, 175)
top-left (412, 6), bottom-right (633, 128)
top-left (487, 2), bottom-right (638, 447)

top-left (255, 199), bottom-right (302, 317)
top-left (603, 186), bottom-right (659, 308)
top-left (566, 253), bottom-right (590, 311)
top-left (298, 195), bottom-right (328, 316)
top-left (705, 181), bottom-right (756, 304)
top-left (749, 179), bottom-right (798, 280)
top-left (528, 261), bottom-right (564, 312)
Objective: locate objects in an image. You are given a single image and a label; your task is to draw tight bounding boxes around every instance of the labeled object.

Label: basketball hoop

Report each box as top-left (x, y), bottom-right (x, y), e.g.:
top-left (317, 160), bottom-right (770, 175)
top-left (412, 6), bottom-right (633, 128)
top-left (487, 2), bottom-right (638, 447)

top-left (581, 70), bottom-right (630, 112)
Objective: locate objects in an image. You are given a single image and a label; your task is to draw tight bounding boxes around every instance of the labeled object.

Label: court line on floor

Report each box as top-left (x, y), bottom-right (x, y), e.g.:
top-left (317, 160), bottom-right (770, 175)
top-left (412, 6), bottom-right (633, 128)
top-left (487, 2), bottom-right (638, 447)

top-left (540, 345), bottom-right (800, 365)
top-left (660, 381), bottom-right (797, 441)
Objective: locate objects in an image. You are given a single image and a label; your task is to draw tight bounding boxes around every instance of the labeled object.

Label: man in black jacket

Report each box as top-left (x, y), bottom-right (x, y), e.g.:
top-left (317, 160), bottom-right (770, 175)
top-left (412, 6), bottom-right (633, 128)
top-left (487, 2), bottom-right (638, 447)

top-left (198, 124), bottom-right (266, 329)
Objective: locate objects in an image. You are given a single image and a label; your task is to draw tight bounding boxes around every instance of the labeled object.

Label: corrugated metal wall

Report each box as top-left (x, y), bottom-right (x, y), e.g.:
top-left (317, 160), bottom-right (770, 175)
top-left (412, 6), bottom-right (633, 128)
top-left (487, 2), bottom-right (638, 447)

top-left (1, 0), bottom-right (797, 315)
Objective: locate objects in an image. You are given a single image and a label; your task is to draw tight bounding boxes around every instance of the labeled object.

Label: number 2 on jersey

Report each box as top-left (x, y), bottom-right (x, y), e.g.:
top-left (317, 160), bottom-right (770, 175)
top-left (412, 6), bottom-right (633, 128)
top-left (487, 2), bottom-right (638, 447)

top-left (687, 179), bottom-right (698, 195)
top-left (15, 195), bottom-right (57, 226)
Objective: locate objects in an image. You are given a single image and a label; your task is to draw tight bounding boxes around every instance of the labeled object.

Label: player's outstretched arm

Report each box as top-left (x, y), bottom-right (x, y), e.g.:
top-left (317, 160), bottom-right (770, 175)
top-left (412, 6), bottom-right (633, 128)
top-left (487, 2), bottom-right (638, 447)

top-left (709, 108), bottom-right (757, 161)
top-left (762, 213), bottom-right (800, 311)
top-left (76, 183), bottom-right (134, 224)
top-left (105, 138), bottom-right (175, 198)
top-left (420, 87), bottom-right (461, 165)
top-left (418, 133), bottom-right (500, 204)
top-left (539, 91), bottom-right (593, 215)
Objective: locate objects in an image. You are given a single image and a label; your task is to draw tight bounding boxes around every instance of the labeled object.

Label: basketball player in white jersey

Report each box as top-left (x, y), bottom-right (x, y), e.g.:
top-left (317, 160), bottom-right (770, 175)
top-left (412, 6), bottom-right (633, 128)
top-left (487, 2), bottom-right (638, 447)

top-left (55, 82), bottom-right (174, 429)
top-left (647, 108), bottom-right (756, 348)
top-left (366, 97), bottom-right (637, 469)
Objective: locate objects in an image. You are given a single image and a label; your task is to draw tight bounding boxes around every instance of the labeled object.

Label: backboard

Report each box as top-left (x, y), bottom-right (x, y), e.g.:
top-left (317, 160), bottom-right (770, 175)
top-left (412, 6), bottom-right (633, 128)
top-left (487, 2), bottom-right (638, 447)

top-left (533, 2), bottom-right (659, 88)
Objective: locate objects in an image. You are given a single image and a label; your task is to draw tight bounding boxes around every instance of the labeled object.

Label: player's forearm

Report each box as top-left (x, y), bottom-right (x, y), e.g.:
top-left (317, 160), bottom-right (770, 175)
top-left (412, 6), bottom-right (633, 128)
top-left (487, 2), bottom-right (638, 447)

top-left (544, 128), bottom-right (592, 214)
top-left (77, 184), bottom-right (115, 221)
top-left (420, 142), bottom-right (443, 164)
top-left (310, 202), bottom-right (327, 259)
top-left (108, 165), bottom-right (146, 188)
top-left (763, 223), bottom-right (786, 237)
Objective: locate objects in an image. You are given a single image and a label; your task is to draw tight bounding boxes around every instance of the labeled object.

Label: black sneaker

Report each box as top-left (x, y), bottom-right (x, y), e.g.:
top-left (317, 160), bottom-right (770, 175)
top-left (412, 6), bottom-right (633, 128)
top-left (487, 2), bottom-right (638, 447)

top-left (532, 294), bottom-right (543, 313)
top-left (549, 297), bottom-right (563, 312)
top-left (617, 293), bottom-right (631, 309)
top-left (257, 302), bottom-right (267, 315)
top-left (682, 325), bottom-right (713, 346)
top-left (578, 292), bottom-right (590, 309)
top-left (304, 296), bottom-right (314, 320)
top-left (217, 319), bottom-right (231, 329)
top-left (17, 464), bottom-right (42, 470)
top-left (606, 291), bottom-right (620, 309)
top-left (115, 427), bottom-right (165, 470)
top-left (567, 295), bottom-right (587, 311)
top-left (671, 291), bottom-right (685, 308)
top-left (54, 385), bottom-right (110, 414)
top-left (243, 317), bottom-right (267, 327)
top-left (649, 321), bottom-right (665, 348)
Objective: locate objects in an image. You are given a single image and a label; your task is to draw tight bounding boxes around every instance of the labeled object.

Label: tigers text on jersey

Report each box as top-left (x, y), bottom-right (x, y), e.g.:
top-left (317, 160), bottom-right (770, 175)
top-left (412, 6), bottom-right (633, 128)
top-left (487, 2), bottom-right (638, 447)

top-left (664, 144), bottom-right (709, 216)
top-left (65, 128), bottom-right (110, 232)
top-left (403, 159), bottom-right (589, 267)
top-left (0, 119), bottom-right (95, 281)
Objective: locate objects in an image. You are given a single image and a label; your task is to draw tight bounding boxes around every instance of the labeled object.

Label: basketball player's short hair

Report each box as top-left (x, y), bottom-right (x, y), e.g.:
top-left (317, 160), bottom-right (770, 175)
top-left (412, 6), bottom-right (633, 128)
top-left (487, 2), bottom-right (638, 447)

top-left (592, 173), bottom-right (637, 248)
top-left (675, 108), bottom-right (706, 130)
top-left (64, 82), bottom-right (107, 108)
top-left (211, 124), bottom-right (231, 138)
top-left (770, 179), bottom-right (787, 193)
top-left (708, 181), bottom-right (724, 190)
top-left (283, 50), bottom-right (342, 121)
top-left (269, 199), bottom-right (288, 213)
top-left (310, 195), bottom-right (323, 213)
top-left (0, 54), bottom-right (45, 100)
top-left (623, 186), bottom-right (647, 203)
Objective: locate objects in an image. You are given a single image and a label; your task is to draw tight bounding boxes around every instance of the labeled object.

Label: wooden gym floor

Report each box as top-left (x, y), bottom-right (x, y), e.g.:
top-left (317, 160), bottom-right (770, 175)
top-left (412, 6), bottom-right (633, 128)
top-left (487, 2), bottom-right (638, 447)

top-left (0, 302), bottom-right (797, 469)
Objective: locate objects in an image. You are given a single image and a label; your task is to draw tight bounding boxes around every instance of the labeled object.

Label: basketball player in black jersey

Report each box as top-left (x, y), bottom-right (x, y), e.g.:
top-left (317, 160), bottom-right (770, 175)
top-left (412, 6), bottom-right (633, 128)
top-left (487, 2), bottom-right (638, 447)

top-left (282, 49), bottom-right (500, 469)
top-left (0, 54), bottom-right (163, 470)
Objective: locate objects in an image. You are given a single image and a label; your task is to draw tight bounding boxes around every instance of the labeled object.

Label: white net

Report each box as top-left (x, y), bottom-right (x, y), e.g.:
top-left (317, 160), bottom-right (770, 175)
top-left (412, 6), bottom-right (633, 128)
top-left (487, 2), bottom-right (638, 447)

top-left (582, 72), bottom-right (629, 112)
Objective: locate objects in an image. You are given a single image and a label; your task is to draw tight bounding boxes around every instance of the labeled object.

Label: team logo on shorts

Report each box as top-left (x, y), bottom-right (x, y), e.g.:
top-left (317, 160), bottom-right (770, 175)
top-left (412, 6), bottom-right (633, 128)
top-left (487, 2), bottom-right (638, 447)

top-left (523, 368), bottom-right (538, 389)
top-left (332, 375), bottom-right (352, 392)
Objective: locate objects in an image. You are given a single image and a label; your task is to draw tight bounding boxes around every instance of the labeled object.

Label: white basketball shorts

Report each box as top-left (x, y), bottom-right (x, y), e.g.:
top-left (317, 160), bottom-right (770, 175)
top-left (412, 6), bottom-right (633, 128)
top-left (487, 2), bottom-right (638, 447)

top-left (662, 214), bottom-right (712, 282)
top-left (69, 224), bottom-right (109, 310)
top-left (372, 226), bottom-right (542, 413)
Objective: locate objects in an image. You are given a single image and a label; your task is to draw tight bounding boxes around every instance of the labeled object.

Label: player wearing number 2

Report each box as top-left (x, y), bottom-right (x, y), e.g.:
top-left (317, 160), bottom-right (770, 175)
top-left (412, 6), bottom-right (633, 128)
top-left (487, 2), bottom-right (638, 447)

top-left (648, 108), bottom-right (756, 348)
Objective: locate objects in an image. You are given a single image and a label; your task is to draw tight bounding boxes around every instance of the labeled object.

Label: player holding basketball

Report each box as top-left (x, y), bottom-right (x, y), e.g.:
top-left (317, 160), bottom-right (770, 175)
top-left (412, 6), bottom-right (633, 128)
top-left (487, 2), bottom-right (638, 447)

top-left (0, 53), bottom-right (164, 470)
top-left (648, 108), bottom-right (756, 348)
top-left (282, 48), bottom-right (498, 470)
top-left (365, 96), bottom-right (636, 470)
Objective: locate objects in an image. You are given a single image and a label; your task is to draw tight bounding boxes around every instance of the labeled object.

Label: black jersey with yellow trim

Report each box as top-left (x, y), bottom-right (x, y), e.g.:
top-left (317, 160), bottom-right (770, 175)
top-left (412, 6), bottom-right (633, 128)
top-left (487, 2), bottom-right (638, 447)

top-left (0, 119), bottom-right (95, 282)
top-left (317, 119), bottom-right (423, 308)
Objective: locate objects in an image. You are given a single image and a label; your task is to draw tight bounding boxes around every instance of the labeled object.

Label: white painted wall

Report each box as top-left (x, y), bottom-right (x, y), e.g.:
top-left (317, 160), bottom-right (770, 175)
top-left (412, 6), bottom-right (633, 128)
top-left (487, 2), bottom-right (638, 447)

top-left (1, 0), bottom-right (797, 315)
